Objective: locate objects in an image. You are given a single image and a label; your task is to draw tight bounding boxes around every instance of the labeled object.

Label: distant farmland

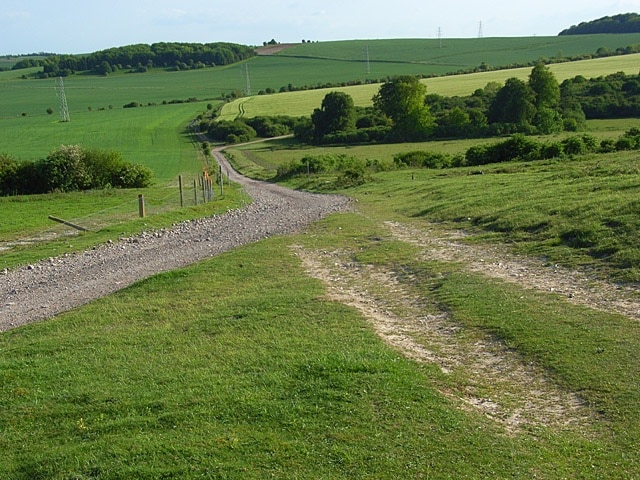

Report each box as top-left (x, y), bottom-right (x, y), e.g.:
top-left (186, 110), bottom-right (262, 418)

top-left (219, 53), bottom-right (640, 120)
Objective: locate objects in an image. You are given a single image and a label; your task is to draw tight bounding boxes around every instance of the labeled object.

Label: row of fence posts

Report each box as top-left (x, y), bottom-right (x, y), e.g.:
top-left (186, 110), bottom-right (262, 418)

top-left (137, 167), bottom-right (228, 218)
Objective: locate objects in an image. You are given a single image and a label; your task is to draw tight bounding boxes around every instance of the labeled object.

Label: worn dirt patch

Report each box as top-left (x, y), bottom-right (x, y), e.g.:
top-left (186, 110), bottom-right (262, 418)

top-left (292, 236), bottom-right (596, 434)
top-left (255, 43), bottom-right (300, 55)
top-left (385, 221), bottom-right (640, 322)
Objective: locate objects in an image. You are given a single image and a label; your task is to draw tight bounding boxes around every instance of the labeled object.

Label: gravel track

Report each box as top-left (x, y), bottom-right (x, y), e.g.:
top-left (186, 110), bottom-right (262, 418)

top-left (0, 148), bottom-right (351, 332)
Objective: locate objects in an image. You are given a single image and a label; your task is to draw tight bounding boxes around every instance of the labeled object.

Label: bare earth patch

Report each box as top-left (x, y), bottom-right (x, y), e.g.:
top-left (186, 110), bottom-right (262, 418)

top-left (255, 43), bottom-right (300, 55)
top-left (385, 221), bottom-right (640, 322)
top-left (292, 224), bottom-right (603, 434)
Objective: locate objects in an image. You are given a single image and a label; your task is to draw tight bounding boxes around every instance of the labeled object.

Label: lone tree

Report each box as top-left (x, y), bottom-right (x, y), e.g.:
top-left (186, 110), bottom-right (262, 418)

top-left (488, 77), bottom-right (536, 130)
top-left (311, 91), bottom-right (356, 140)
top-left (529, 63), bottom-right (563, 133)
top-left (373, 76), bottom-right (434, 141)
top-left (529, 63), bottom-right (561, 109)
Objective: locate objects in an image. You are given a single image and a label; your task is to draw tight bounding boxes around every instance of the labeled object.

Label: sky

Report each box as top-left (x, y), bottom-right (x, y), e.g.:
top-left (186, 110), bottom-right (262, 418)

top-left (1, 0), bottom-right (640, 55)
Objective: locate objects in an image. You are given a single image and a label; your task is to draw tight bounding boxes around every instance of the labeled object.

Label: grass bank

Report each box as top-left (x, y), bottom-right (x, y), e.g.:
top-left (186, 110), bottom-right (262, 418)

top-left (227, 122), bottom-right (640, 283)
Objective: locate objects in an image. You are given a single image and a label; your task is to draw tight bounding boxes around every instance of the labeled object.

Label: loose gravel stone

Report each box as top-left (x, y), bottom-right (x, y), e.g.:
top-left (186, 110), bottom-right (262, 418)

top-left (0, 149), bottom-right (351, 331)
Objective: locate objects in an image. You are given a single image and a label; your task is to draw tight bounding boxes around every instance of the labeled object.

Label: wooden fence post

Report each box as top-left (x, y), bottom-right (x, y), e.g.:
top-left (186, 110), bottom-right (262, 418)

top-left (179, 175), bottom-right (184, 207)
top-left (193, 179), bottom-right (198, 205)
top-left (138, 194), bottom-right (146, 218)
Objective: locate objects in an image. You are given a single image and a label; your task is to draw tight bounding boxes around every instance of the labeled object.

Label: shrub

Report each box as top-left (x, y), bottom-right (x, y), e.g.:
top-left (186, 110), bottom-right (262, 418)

top-left (208, 120), bottom-right (256, 143)
top-left (393, 151), bottom-right (453, 169)
top-left (599, 138), bottom-right (617, 153)
top-left (113, 163), bottom-right (153, 188)
top-left (0, 145), bottom-right (152, 196)
top-left (0, 154), bottom-right (20, 195)
top-left (41, 144), bottom-right (93, 192)
top-left (336, 166), bottom-right (368, 187)
top-left (562, 136), bottom-right (588, 155)
top-left (540, 142), bottom-right (564, 159)
top-left (615, 136), bottom-right (636, 151)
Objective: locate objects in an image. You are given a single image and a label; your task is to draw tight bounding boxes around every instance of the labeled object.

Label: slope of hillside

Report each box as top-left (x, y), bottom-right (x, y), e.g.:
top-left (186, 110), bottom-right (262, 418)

top-left (277, 34), bottom-right (640, 69)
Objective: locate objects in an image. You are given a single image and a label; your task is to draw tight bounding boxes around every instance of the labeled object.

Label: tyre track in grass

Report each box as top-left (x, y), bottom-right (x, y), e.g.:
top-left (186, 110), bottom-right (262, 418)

top-left (293, 242), bottom-right (596, 434)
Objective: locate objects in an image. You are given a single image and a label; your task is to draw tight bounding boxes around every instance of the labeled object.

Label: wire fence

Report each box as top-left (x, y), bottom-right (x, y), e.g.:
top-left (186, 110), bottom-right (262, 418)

top-left (0, 173), bottom-right (227, 253)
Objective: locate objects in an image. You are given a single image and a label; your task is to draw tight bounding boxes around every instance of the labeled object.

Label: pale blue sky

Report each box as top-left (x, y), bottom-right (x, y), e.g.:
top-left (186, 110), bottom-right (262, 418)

top-left (1, 0), bottom-right (639, 55)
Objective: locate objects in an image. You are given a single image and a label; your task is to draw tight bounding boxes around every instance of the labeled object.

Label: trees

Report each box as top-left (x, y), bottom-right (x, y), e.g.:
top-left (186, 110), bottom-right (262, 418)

top-left (528, 64), bottom-right (563, 133)
top-left (15, 42), bottom-right (256, 78)
top-left (529, 64), bottom-right (560, 109)
top-left (488, 77), bottom-right (536, 132)
top-left (0, 146), bottom-right (152, 196)
top-left (373, 76), bottom-right (434, 141)
top-left (311, 91), bottom-right (356, 140)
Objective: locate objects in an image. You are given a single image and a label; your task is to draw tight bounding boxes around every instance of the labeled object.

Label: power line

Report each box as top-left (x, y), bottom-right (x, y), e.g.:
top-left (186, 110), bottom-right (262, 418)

top-left (55, 77), bottom-right (70, 122)
top-left (242, 64), bottom-right (251, 96)
top-left (364, 45), bottom-right (370, 75)
top-left (478, 21), bottom-right (484, 38)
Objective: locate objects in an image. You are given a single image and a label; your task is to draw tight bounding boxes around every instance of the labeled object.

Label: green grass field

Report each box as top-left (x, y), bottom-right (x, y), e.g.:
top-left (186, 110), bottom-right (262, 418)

top-left (2, 36), bottom-right (640, 478)
top-left (279, 34), bottom-right (640, 66)
top-left (0, 104), bottom-right (205, 177)
top-left (2, 209), bottom-right (639, 478)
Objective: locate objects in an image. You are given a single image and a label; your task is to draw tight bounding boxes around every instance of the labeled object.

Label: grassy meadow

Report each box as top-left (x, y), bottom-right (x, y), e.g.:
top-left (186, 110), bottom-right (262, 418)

top-left (2, 205), bottom-right (640, 478)
top-left (2, 36), bottom-right (640, 477)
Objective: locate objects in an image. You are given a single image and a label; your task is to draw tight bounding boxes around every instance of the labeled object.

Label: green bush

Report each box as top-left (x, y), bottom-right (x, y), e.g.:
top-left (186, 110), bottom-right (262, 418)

top-left (113, 162), bottom-right (153, 188)
top-left (562, 136), bottom-right (588, 155)
top-left (41, 145), bottom-right (93, 192)
top-left (0, 153), bottom-right (20, 195)
top-left (393, 150), bottom-right (453, 169)
top-left (463, 132), bottom-right (629, 167)
top-left (539, 142), bottom-right (564, 159)
top-left (0, 145), bottom-right (153, 195)
top-left (208, 120), bottom-right (256, 143)
top-left (336, 165), bottom-right (368, 187)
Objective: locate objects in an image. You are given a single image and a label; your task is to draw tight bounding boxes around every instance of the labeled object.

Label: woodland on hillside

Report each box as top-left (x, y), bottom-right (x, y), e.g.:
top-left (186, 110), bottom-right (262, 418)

top-left (10, 42), bottom-right (256, 78)
top-left (560, 13), bottom-right (640, 35)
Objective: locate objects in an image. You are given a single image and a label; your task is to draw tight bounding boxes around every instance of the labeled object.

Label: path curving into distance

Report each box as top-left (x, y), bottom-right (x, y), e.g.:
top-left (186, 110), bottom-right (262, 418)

top-left (0, 147), bottom-right (351, 331)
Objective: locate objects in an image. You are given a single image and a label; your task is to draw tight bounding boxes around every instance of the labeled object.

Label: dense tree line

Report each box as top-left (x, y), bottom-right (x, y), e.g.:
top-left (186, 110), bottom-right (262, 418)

top-left (12, 42), bottom-right (256, 78)
top-left (201, 115), bottom-right (305, 144)
top-left (560, 71), bottom-right (640, 119)
top-left (292, 66), bottom-right (640, 145)
top-left (559, 13), bottom-right (640, 35)
top-left (274, 128), bottom-right (640, 187)
top-left (0, 146), bottom-right (152, 196)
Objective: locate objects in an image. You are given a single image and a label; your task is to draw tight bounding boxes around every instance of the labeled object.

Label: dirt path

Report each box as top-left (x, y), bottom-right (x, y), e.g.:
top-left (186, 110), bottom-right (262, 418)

top-left (3, 145), bottom-right (638, 434)
top-left (385, 220), bottom-right (640, 322)
top-left (293, 244), bottom-right (593, 433)
top-left (293, 219), bottom-right (639, 433)
top-left (0, 148), bottom-right (350, 331)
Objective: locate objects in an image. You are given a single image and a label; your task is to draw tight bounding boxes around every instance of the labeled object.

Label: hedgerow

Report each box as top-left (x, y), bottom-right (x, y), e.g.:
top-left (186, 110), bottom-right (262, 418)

top-left (0, 145), bottom-right (153, 196)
